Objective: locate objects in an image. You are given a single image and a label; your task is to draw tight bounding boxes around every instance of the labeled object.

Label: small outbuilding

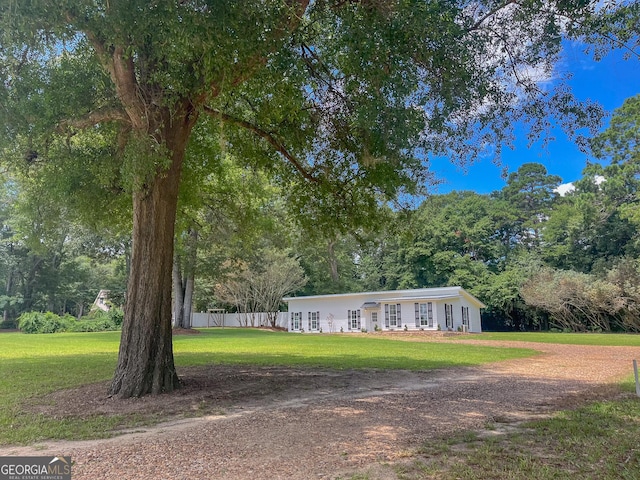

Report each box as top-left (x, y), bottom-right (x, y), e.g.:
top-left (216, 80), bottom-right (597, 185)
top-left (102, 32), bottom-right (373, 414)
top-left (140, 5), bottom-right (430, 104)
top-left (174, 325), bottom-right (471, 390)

top-left (91, 289), bottom-right (111, 312)
top-left (283, 286), bottom-right (485, 333)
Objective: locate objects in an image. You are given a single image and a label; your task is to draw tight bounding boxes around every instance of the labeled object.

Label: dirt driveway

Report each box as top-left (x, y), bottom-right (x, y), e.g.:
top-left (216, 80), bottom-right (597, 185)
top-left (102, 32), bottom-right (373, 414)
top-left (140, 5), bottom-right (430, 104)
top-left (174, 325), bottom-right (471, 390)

top-left (2, 338), bottom-right (639, 479)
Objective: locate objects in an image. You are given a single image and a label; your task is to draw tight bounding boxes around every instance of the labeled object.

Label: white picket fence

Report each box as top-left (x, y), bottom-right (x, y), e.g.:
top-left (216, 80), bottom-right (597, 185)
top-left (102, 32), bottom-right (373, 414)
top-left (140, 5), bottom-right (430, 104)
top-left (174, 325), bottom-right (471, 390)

top-left (191, 311), bottom-right (289, 329)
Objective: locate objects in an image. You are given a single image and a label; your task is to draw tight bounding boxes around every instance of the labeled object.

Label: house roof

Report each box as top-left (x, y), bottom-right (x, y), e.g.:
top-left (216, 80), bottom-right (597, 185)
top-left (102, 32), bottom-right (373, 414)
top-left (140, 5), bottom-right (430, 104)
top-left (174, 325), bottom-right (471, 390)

top-left (284, 287), bottom-right (486, 309)
top-left (381, 294), bottom-right (459, 302)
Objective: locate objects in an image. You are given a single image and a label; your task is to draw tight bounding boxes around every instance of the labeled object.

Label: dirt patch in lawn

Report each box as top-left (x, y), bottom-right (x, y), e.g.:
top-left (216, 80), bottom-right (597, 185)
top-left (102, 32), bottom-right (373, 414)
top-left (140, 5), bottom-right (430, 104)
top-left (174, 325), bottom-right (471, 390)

top-left (25, 331), bottom-right (492, 423)
top-left (171, 327), bottom-right (202, 335)
top-left (27, 365), bottom-right (443, 423)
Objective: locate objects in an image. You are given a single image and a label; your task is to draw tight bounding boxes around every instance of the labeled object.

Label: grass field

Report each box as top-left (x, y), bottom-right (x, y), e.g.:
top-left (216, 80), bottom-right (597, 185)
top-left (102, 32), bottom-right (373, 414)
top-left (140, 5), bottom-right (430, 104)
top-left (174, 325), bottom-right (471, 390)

top-left (469, 331), bottom-right (640, 346)
top-left (0, 328), bottom-right (536, 445)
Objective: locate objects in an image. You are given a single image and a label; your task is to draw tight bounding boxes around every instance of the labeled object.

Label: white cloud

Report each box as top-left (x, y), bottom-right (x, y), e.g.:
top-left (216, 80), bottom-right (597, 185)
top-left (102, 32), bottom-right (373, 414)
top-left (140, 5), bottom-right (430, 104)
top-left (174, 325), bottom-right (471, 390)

top-left (555, 182), bottom-right (575, 196)
top-left (554, 175), bottom-right (605, 196)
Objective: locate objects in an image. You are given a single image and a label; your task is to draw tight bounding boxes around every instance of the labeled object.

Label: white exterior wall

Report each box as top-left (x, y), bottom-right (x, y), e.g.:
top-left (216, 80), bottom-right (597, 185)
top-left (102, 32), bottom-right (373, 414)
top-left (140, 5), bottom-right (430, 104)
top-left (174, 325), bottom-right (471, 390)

top-left (413, 297), bottom-right (482, 332)
top-left (469, 301), bottom-right (482, 332)
top-left (434, 302), bottom-right (446, 330)
top-left (286, 294), bottom-right (371, 333)
top-left (285, 287), bottom-right (485, 333)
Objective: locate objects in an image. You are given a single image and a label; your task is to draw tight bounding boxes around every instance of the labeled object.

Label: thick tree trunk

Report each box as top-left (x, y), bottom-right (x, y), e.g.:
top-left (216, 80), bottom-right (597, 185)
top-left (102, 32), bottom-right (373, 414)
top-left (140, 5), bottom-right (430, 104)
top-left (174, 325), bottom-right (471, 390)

top-left (110, 177), bottom-right (180, 396)
top-left (110, 112), bottom-right (194, 398)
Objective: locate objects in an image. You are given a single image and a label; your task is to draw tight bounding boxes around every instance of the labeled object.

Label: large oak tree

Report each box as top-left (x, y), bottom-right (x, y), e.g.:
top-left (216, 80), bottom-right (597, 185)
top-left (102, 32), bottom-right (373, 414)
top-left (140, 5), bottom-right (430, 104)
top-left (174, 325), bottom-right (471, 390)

top-left (0, 0), bottom-right (634, 397)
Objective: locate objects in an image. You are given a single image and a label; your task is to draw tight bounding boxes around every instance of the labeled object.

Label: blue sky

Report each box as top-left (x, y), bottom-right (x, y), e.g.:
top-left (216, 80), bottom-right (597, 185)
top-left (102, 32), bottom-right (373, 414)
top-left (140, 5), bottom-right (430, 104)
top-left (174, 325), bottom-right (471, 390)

top-left (429, 42), bottom-right (640, 195)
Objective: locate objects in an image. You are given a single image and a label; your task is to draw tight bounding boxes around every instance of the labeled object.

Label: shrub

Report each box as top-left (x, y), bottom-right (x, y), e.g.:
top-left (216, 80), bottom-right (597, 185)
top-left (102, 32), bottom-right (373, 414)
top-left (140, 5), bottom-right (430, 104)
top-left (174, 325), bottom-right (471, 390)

top-left (69, 317), bottom-right (116, 332)
top-left (72, 309), bottom-right (121, 332)
top-left (17, 309), bottom-right (123, 334)
top-left (108, 307), bottom-right (124, 327)
top-left (16, 312), bottom-right (39, 333)
top-left (60, 314), bottom-right (78, 331)
top-left (18, 312), bottom-right (68, 334)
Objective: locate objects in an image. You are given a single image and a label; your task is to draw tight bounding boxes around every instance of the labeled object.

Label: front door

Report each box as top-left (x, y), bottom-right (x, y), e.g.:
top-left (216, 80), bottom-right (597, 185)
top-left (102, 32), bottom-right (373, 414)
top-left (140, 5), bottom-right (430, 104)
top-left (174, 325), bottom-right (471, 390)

top-left (370, 310), bottom-right (379, 331)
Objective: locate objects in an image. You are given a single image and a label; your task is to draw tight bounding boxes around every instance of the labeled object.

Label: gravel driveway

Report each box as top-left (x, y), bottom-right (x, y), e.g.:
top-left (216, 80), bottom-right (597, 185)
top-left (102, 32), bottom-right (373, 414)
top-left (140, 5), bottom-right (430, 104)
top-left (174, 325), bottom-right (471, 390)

top-left (2, 339), bottom-right (638, 479)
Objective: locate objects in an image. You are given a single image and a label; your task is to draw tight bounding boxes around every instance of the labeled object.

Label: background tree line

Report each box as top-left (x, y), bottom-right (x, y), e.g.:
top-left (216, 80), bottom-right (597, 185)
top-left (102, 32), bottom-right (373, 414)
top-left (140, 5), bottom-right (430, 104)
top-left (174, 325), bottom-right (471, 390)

top-left (1, 94), bottom-right (638, 332)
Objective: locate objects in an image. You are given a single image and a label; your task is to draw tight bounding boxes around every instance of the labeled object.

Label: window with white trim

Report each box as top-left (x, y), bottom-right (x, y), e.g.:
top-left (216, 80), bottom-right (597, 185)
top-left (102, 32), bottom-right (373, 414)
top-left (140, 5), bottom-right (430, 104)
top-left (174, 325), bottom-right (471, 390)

top-left (371, 311), bottom-right (378, 323)
top-left (384, 303), bottom-right (401, 328)
top-left (461, 306), bottom-right (469, 327)
top-left (347, 309), bottom-right (361, 330)
top-left (415, 302), bottom-right (434, 327)
top-left (308, 311), bottom-right (320, 331)
top-left (445, 304), bottom-right (453, 329)
top-left (291, 311), bottom-right (302, 331)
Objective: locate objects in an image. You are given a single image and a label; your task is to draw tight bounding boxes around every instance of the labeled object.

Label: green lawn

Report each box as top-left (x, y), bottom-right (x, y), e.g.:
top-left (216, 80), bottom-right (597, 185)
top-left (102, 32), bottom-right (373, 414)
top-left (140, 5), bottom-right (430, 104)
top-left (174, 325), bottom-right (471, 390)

top-left (467, 331), bottom-right (640, 346)
top-left (0, 328), bottom-right (535, 446)
top-left (172, 328), bottom-right (537, 369)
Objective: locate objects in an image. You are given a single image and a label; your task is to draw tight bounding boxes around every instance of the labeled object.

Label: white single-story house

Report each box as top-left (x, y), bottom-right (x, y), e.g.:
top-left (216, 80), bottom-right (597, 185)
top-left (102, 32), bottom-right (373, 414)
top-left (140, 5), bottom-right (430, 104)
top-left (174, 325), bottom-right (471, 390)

top-left (283, 287), bottom-right (485, 333)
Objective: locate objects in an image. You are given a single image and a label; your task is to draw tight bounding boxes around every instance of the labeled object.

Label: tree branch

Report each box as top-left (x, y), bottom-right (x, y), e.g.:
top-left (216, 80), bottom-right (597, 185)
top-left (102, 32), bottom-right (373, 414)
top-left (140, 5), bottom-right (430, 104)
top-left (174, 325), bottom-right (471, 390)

top-left (465, 1), bottom-right (520, 33)
top-left (67, 10), bottom-right (148, 130)
top-left (110, 46), bottom-right (148, 130)
top-left (485, 25), bottom-right (545, 96)
top-left (57, 107), bottom-right (130, 132)
top-left (202, 106), bottom-right (319, 184)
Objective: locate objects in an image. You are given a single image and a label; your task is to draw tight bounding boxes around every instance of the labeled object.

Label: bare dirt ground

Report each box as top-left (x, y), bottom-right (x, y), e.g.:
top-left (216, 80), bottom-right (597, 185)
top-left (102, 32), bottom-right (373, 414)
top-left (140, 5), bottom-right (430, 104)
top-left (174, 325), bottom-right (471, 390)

top-left (2, 334), bottom-right (639, 479)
